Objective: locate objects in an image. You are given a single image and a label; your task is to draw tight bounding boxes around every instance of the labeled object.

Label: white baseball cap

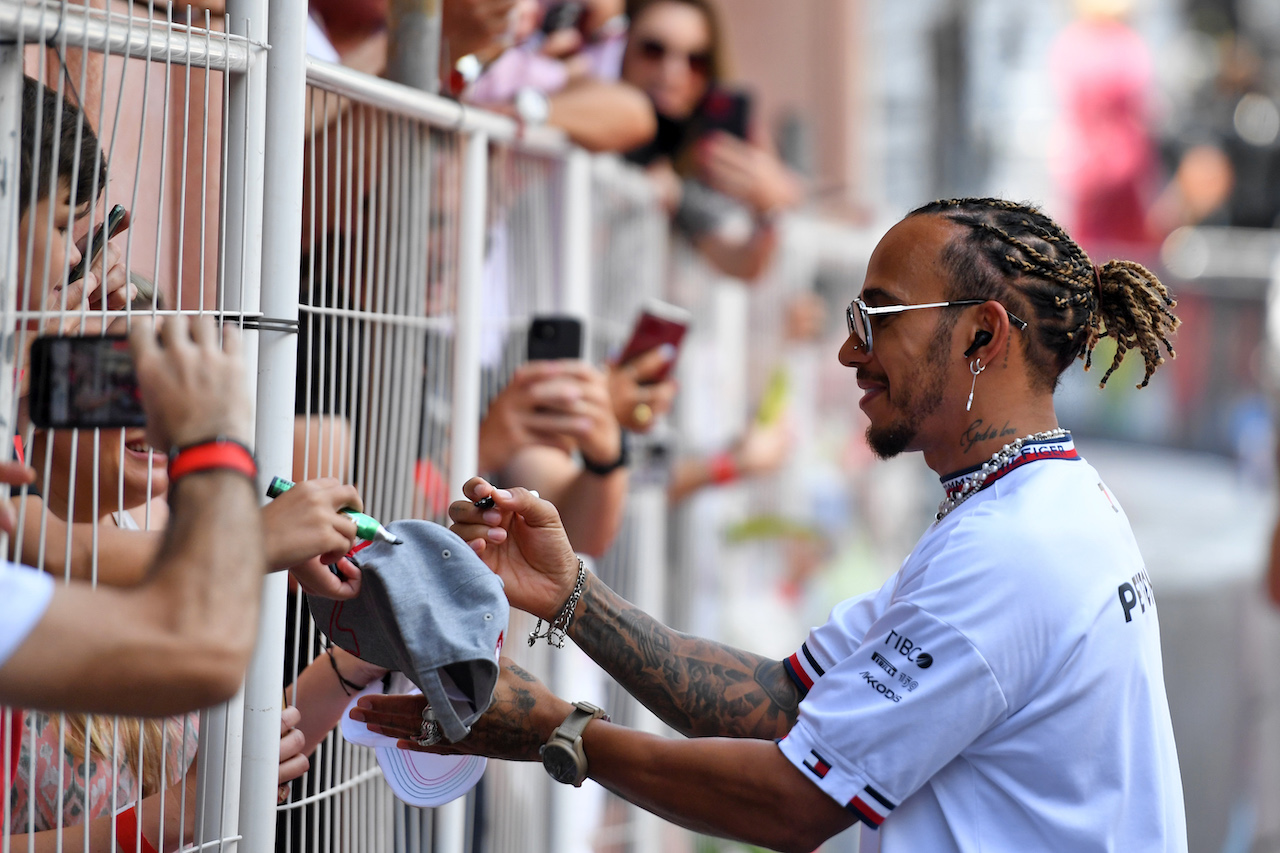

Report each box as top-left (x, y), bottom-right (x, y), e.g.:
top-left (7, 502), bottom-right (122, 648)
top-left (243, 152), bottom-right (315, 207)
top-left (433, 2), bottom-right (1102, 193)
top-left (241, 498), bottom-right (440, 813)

top-left (341, 676), bottom-right (487, 807)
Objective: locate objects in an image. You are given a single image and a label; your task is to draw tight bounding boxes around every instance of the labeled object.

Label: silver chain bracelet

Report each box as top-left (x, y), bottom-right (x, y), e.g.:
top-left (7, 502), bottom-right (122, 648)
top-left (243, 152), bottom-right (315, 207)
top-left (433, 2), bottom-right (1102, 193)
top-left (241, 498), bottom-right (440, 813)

top-left (528, 557), bottom-right (586, 649)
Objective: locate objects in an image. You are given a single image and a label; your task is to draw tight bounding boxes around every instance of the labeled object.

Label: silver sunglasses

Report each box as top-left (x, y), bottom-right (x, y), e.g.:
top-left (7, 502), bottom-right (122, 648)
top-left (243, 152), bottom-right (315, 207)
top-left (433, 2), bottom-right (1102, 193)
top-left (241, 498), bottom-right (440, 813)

top-left (845, 297), bottom-right (1028, 354)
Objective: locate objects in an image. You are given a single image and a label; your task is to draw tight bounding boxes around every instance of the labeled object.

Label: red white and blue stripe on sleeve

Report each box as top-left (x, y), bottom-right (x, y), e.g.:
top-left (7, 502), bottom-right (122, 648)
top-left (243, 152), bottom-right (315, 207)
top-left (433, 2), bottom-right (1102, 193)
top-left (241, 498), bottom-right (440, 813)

top-left (784, 645), bottom-right (899, 829)
top-left (800, 747), bottom-right (898, 828)
top-left (785, 642), bottom-right (824, 695)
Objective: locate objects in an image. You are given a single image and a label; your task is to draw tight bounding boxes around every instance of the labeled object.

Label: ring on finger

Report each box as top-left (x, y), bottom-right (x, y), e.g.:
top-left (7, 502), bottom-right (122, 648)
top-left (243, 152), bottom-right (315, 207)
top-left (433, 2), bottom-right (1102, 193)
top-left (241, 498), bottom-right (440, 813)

top-left (632, 402), bottom-right (653, 426)
top-left (415, 706), bottom-right (442, 747)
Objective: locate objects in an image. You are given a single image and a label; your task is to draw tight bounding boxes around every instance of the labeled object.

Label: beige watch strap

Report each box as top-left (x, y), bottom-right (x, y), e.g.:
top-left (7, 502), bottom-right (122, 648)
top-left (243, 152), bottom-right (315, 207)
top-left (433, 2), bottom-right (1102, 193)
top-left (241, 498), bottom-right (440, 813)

top-left (556, 701), bottom-right (607, 742)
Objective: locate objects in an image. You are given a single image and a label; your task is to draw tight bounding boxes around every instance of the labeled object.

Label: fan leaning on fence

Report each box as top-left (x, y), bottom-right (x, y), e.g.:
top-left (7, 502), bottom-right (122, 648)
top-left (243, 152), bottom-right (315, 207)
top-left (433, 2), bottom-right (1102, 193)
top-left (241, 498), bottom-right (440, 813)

top-left (0, 80), bottom-right (384, 849)
top-left (9, 79), bottom-right (368, 601)
top-left (0, 79), bottom-right (266, 716)
top-left (354, 198), bottom-right (1188, 852)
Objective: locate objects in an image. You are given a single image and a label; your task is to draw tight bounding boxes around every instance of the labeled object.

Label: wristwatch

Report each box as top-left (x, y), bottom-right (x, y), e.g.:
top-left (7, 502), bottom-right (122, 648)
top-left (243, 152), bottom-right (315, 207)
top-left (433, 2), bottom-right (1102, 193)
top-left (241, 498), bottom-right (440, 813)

top-left (540, 701), bottom-right (609, 786)
top-left (581, 432), bottom-right (629, 476)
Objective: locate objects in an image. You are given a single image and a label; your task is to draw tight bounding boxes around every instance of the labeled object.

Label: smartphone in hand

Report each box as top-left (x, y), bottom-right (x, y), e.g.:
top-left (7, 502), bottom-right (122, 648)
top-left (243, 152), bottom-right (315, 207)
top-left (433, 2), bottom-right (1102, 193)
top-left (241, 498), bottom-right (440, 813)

top-left (527, 316), bottom-right (584, 361)
top-left (698, 89), bottom-right (752, 141)
top-left (28, 334), bottom-right (146, 429)
top-left (616, 300), bottom-right (692, 384)
top-left (67, 204), bottom-right (127, 284)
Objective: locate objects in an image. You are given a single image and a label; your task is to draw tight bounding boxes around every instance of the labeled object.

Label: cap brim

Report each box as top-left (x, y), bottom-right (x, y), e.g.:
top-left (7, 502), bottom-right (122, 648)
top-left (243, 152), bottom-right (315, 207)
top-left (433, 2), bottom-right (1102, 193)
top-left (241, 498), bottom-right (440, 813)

top-left (375, 746), bottom-right (487, 808)
top-left (340, 685), bottom-right (486, 807)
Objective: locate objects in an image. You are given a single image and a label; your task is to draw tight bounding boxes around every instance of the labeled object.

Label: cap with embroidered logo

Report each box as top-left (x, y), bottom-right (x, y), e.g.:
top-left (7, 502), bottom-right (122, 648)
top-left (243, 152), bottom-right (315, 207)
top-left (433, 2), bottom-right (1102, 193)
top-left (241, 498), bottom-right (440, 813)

top-left (308, 519), bottom-right (509, 743)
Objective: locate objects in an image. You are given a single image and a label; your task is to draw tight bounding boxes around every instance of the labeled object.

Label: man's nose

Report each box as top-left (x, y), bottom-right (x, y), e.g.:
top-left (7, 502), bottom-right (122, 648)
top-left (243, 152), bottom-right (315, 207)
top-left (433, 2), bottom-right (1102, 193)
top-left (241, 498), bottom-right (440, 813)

top-left (838, 333), bottom-right (868, 367)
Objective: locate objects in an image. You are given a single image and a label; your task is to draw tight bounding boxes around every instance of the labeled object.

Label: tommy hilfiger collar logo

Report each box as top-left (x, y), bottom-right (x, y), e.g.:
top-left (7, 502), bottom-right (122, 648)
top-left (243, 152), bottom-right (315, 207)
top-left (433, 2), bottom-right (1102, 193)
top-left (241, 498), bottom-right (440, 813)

top-left (935, 429), bottom-right (1072, 522)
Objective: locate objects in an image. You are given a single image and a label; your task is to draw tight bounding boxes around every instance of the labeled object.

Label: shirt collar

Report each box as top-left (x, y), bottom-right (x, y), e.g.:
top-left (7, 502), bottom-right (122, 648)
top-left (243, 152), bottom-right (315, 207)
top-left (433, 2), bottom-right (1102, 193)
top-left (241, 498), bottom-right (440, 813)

top-left (940, 432), bottom-right (1078, 500)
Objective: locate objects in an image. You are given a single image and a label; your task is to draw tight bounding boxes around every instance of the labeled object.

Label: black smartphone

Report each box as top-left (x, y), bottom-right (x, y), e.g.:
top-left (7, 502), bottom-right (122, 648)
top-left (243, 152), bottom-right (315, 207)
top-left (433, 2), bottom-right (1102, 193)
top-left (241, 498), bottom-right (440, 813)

top-left (699, 88), bottom-right (752, 140)
top-left (68, 204), bottom-right (127, 284)
top-left (526, 316), bottom-right (583, 361)
top-left (28, 334), bottom-right (147, 429)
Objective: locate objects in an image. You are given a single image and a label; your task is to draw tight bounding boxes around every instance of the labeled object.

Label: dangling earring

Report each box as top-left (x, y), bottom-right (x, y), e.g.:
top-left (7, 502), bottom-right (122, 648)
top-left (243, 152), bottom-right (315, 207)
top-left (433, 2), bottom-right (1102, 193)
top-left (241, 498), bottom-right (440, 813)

top-left (966, 358), bottom-right (986, 412)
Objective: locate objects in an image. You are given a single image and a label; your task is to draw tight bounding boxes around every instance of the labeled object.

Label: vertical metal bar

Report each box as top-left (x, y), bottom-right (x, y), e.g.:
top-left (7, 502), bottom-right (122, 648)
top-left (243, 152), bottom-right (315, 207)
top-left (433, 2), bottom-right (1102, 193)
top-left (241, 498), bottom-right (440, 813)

top-left (176, 5), bottom-right (193, 306)
top-left (353, 108), bottom-right (382, 504)
top-left (381, 116), bottom-right (408, 517)
top-left (334, 90), bottom-right (355, 484)
top-left (196, 687), bottom-right (246, 853)
top-left (222, 0), bottom-right (267, 314)
top-left (198, 0), bottom-right (266, 851)
top-left (321, 90), bottom-right (340, 478)
top-left (238, 0), bottom-right (307, 849)
top-left (438, 129), bottom-right (489, 853)
top-left (368, 116), bottom-right (397, 522)
top-left (348, 102), bottom-right (369, 487)
top-left (385, 0), bottom-right (442, 94)
top-left (547, 146), bottom-right (592, 853)
top-left (200, 11), bottom-right (213, 313)
top-left (448, 130), bottom-right (486, 497)
top-left (153, 1), bottom-right (174, 311)
top-left (0, 36), bottom-right (22, 533)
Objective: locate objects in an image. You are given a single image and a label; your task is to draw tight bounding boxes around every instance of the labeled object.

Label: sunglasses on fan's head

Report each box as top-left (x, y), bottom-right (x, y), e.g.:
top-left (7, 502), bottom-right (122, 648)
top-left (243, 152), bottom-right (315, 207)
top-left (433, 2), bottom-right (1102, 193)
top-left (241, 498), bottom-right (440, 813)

top-left (636, 37), bottom-right (712, 77)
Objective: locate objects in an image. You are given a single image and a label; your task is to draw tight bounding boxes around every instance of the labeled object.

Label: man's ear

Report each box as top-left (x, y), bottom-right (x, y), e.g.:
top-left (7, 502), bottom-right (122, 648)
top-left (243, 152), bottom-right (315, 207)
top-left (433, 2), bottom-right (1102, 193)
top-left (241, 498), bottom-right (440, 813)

top-left (961, 301), bottom-right (1014, 361)
top-left (963, 330), bottom-right (993, 358)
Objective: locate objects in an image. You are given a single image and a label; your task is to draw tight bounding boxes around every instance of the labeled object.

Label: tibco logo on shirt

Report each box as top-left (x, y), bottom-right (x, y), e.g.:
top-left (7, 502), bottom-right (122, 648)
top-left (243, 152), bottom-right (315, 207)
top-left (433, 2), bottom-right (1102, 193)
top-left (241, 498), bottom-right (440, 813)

top-left (884, 629), bottom-right (934, 669)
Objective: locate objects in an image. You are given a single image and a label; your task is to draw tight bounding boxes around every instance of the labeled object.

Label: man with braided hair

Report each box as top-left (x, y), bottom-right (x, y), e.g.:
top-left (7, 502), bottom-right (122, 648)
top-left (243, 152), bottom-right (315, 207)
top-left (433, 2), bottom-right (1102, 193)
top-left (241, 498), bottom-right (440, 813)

top-left (353, 197), bottom-right (1187, 852)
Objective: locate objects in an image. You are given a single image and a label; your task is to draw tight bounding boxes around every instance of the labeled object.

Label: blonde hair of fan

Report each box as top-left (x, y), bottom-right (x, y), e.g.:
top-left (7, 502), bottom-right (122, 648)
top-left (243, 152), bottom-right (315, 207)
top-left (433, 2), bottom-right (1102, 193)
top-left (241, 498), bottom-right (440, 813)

top-left (58, 714), bottom-right (188, 797)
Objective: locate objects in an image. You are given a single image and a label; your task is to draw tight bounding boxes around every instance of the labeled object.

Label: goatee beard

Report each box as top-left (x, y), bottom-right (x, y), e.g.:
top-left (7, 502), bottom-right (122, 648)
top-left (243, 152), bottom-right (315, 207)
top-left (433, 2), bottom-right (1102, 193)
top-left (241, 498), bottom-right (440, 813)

top-left (866, 422), bottom-right (915, 460)
top-left (860, 322), bottom-right (954, 460)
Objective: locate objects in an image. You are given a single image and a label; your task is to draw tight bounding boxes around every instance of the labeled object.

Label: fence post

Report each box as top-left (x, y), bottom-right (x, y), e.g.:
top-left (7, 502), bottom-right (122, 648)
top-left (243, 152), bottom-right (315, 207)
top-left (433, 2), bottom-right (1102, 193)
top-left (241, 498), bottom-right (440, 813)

top-left (235, 0), bottom-right (308, 850)
top-left (198, 1), bottom-right (268, 852)
top-left (449, 129), bottom-right (487, 498)
top-left (559, 148), bottom-right (592, 320)
top-left (386, 0), bottom-right (443, 93)
top-left (545, 146), bottom-right (593, 853)
top-left (440, 127), bottom-right (489, 853)
top-left (0, 42), bottom-right (20, 488)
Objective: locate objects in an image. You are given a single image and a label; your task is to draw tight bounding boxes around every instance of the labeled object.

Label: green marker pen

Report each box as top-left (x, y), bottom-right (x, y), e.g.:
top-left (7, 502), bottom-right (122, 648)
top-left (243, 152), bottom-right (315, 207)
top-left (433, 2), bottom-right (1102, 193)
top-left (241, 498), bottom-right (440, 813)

top-left (266, 476), bottom-right (403, 545)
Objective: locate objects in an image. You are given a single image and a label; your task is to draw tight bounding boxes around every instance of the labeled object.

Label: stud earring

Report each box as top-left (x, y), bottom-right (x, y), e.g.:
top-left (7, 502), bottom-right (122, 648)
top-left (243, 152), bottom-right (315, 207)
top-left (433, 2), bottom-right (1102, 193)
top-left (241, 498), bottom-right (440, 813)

top-left (966, 358), bottom-right (986, 412)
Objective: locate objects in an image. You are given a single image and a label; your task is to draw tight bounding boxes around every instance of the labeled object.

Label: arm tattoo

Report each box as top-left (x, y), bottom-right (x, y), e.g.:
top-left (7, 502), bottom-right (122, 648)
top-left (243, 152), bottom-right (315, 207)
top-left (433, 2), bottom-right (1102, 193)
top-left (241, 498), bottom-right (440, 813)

top-left (467, 662), bottom-right (546, 761)
top-left (569, 575), bottom-right (800, 739)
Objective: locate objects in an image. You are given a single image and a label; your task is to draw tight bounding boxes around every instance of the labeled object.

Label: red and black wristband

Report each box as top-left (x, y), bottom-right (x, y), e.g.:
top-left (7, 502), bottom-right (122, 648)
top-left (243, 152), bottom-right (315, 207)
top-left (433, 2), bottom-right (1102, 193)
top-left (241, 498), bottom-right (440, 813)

top-left (167, 437), bottom-right (257, 484)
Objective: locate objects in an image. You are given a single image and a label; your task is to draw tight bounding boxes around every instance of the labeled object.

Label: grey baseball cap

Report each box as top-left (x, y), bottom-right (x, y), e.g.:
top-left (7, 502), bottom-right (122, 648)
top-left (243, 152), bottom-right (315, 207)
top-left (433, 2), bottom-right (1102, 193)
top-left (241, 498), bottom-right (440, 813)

top-left (308, 520), bottom-right (509, 743)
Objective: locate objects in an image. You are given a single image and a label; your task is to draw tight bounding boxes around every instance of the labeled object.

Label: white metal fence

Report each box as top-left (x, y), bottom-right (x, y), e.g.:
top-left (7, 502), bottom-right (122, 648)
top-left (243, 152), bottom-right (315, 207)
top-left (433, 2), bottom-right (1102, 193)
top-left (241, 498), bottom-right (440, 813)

top-left (0, 4), bottom-right (875, 853)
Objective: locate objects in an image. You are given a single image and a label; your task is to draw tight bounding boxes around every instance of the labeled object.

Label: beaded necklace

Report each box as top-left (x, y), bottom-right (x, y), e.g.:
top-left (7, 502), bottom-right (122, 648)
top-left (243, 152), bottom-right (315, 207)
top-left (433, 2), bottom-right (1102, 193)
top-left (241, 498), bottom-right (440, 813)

top-left (935, 428), bottom-right (1071, 522)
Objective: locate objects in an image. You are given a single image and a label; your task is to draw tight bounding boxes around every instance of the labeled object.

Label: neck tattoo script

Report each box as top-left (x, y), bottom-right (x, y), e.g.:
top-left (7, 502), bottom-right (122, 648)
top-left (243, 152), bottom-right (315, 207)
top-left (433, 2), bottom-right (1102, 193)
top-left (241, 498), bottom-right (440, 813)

top-left (960, 420), bottom-right (1017, 453)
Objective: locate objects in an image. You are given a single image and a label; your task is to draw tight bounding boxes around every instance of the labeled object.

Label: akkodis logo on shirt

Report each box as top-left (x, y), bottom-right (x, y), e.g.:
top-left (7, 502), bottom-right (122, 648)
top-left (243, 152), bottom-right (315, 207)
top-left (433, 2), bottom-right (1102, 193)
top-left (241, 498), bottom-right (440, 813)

top-left (884, 629), bottom-right (934, 669)
top-left (859, 670), bottom-right (903, 703)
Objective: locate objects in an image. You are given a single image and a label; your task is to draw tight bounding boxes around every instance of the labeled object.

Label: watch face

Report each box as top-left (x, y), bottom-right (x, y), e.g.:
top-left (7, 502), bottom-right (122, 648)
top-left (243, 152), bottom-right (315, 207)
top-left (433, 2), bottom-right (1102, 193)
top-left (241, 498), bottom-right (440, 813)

top-left (541, 744), bottom-right (581, 785)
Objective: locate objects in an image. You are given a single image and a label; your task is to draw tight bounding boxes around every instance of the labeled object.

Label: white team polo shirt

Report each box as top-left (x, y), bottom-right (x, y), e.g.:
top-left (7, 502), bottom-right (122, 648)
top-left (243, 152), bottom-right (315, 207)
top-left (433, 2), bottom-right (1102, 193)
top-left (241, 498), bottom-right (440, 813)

top-left (778, 436), bottom-right (1187, 852)
top-left (0, 561), bottom-right (53, 670)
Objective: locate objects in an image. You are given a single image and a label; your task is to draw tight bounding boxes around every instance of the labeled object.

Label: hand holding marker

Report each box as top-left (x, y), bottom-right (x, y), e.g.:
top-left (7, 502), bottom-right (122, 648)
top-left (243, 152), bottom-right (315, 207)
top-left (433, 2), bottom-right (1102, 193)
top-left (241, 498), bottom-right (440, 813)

top-left (267, 476), bottom-right (403, 545)
top-left (472, 488), bottom-right (537, 511)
